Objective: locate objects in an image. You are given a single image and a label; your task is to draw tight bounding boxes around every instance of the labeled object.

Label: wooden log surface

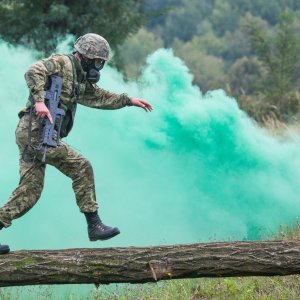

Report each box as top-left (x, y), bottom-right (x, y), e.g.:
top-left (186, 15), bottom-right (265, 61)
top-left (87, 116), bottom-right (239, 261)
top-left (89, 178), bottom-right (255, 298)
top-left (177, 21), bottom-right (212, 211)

top-left (0, 240), bottom-right (299, 287)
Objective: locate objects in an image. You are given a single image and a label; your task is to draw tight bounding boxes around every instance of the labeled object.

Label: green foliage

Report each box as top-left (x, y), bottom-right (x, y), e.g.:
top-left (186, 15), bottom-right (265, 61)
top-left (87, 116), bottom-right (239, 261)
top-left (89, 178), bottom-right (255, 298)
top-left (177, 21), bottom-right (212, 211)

top-left (185, 32), bottom-right (226, 57)
top-left (209, 0), bottom-right (239, 36)
top-left (226, 0), bottom-right (293, 25)
top-left (221, 14), bottom-right (268, 63)
top-left (0, 0), bottom-right (145, 55)
top-left (246, 11), bottom-right (300, 119)
top-left (160, 0), bottom-right (214, 45)
top-left (118, 28), bottom-right (163, 79)
top-left (144, 0), bottom-right (181, 29)
top-left (173, 38), bottom-right (225, 92)
top-left (147, 0), bottom-right (300, 46)
top-left (227, 56), bottom-right (266, 95)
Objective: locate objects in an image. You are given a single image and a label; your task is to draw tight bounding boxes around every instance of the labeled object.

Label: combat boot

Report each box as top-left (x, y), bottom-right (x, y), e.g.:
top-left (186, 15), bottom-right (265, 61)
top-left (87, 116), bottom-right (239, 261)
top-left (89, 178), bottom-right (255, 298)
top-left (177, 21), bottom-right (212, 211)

top-left (84, 211), bottom-right (120, 241)
top-left (0, 222), bottom-right (10, 254)
top-left (0, 244), bottom-right (9, 254)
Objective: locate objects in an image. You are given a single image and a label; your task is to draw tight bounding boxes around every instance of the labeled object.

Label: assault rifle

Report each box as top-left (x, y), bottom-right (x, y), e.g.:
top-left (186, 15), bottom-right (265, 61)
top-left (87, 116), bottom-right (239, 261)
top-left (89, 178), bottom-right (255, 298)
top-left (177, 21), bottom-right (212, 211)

top-left (40, 75), bottom-right (65, 162)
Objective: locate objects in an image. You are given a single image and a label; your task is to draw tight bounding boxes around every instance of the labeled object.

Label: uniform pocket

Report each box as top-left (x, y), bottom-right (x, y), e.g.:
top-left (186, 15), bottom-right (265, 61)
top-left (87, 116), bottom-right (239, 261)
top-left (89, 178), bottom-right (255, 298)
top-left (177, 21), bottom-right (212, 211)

top-left (16, 114), bottom-right (41, 147)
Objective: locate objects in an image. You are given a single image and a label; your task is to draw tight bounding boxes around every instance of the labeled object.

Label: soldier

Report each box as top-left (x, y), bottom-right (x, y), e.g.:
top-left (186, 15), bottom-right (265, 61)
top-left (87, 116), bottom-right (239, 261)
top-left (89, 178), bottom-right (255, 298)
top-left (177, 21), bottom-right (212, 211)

top-left (0, 33), bottom-right (153, 253)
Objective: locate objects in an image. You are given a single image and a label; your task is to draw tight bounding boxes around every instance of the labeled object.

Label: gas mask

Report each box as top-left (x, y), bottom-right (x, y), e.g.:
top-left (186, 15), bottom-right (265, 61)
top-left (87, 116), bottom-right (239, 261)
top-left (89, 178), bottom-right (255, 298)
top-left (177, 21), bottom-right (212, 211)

top-left (80, 57), bottom-right (105, 84)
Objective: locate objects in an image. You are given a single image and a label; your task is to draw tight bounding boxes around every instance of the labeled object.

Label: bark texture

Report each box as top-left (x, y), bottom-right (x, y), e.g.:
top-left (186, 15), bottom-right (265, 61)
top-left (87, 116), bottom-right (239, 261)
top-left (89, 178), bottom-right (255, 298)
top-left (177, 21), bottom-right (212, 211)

top-left (0, 240), bottom-right (299, 287)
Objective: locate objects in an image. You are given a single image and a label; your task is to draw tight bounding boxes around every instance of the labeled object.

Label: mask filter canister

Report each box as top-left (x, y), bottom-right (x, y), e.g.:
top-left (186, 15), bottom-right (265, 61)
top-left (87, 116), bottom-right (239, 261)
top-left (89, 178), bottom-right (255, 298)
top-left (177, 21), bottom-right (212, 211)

top-left (80, 56), bottom-right (105, 83)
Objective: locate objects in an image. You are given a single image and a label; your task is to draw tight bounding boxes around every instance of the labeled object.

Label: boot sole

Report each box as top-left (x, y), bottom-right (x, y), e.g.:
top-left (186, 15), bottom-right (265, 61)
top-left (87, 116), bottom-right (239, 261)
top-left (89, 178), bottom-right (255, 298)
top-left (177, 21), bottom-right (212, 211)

top-left (89, 230), bottom-right (120, 241)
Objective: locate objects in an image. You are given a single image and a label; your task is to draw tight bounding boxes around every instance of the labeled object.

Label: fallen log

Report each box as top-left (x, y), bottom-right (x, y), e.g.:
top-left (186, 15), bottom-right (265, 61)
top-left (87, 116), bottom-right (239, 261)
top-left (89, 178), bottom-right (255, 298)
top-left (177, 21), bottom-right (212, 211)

top-left (0, 240), bottom-right (299, 287)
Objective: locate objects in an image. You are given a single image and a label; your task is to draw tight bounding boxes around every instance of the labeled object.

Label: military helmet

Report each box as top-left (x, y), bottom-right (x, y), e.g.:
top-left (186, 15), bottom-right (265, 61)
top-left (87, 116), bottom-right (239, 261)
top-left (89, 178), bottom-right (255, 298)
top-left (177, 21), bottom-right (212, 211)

top-left (74, 33), bottom-right (110, 61)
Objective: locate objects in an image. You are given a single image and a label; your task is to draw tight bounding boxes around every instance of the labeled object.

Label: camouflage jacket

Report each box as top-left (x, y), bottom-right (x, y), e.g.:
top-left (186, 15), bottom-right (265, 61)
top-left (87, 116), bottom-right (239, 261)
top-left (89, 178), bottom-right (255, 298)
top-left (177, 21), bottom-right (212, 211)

top-left (21, 53), bottom-right (132, 137)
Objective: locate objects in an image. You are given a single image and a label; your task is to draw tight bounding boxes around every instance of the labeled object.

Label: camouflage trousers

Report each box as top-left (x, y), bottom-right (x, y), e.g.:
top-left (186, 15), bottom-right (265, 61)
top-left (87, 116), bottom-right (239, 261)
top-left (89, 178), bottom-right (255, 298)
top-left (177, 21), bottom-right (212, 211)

top-left (0, 113), bottom-right (98, 227)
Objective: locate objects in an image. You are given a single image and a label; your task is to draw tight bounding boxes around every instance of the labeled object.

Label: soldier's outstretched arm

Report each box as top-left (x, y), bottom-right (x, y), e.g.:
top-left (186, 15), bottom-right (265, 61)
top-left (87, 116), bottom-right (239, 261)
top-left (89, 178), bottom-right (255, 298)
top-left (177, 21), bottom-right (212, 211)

top-left (78, 83), bottom-right (132, 109)
top-left (78, 83), bottom-right (153, 111)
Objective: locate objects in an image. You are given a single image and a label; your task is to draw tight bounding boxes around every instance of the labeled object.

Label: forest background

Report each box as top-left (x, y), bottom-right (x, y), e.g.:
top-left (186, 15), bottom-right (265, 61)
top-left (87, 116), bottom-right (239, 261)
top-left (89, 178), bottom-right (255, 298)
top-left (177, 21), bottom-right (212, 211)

top-left (1, 0), bottom-right (300, 125)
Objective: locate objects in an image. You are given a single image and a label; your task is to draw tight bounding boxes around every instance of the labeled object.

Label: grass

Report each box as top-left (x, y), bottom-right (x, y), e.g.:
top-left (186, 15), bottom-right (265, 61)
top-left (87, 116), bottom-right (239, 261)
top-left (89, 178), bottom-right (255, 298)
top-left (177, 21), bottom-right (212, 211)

top-left (90, 275), bottom-right (300, 300)
top-left (2, 275), bottom-right (300, 300)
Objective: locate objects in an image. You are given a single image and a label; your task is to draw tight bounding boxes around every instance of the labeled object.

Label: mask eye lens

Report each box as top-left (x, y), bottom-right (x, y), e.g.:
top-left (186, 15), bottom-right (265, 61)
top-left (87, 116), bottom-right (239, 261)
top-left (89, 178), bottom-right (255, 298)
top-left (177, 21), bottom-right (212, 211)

top-left (94, 59), bottom-right (105, 70)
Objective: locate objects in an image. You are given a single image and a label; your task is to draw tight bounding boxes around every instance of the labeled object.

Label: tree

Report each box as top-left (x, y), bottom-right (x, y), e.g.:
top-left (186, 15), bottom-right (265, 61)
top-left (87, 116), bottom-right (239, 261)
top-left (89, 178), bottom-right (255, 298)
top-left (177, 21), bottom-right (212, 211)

top-left (161, 0), bottom-right (214, 46)
top-left (143, 0), bottom-right (182, 30)
top-left (227, 56), bottom-right (266, 96)
top-left (226, 0), bottom-right (300, 25)
top-left (246, 11), bottom-right (300, 118)
top-left (173, 38), bottom-right (225, 92)
top-left (118, 28), bottom-right (163, 79)
top-left (209, 0), bottom-right (239, 36)
top-left (0, 0), bottom-right (145, 56)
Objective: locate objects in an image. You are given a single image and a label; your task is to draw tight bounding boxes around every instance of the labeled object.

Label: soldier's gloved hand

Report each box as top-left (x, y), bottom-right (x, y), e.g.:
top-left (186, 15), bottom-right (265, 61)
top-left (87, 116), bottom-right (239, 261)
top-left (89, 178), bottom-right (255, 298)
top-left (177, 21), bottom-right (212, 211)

top-left (130, 98), bottom-right (153, 112)
top-left (35, 101), bottom-right (53, 123)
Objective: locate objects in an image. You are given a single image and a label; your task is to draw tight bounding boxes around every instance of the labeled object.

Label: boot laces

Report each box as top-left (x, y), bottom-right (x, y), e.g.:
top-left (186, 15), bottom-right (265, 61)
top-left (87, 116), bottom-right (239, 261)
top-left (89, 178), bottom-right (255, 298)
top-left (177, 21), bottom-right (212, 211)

top-left (95, 221), bottom-right (111, 231)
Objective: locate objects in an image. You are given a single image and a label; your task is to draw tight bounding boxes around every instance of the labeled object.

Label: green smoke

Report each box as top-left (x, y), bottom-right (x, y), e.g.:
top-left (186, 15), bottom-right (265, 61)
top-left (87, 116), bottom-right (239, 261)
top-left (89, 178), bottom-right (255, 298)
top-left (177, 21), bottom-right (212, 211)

top-left (1, 41), bottom-right (300, 247)
top-left (0, 43), bottom-right (300, 249)
top-left (0, 40), bottom-right (300, 296)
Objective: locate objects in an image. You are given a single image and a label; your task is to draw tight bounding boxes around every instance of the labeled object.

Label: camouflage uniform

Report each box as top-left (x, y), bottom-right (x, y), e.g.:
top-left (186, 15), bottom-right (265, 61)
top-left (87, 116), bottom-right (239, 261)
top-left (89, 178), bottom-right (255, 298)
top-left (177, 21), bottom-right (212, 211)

top-left (0, 53), bottom-right (132, 227)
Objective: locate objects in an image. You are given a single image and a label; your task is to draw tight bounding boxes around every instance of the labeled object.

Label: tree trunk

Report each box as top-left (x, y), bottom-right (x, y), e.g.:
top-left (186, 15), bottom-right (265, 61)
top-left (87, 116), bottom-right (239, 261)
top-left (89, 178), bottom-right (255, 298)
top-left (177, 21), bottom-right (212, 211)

top-left (0, 240), bottom-right (299, 287)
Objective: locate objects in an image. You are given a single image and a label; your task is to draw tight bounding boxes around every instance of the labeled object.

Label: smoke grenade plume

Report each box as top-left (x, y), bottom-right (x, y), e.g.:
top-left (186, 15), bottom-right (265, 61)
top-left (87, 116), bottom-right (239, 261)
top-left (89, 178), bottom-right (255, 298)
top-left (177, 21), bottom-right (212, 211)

top-left (0, 40), bottom-right (300, 298)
